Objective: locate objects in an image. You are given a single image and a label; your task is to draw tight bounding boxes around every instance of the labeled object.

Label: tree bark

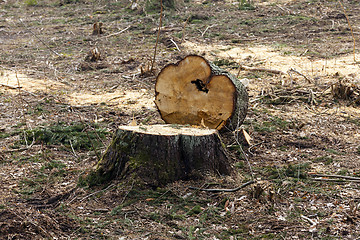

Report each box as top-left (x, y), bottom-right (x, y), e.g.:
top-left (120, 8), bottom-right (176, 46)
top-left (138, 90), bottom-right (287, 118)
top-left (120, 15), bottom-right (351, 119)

top-left (94, 125), bottom-right (232, 187)
top-left (155, 55), bottom-right (248, 130)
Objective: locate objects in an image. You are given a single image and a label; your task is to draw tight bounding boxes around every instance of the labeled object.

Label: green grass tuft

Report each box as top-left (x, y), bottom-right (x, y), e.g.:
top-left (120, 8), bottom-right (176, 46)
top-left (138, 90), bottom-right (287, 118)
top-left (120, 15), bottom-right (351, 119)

top-left (24, 0), bottom-right (37, 6)
top-left (23, 122), bottom-right (109, 150)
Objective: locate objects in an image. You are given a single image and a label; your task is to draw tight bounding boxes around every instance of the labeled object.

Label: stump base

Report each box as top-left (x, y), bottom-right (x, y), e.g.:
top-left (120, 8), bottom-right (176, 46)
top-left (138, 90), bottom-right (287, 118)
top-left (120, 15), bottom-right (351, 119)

top-left (94, 125), bottom-right (232, 186)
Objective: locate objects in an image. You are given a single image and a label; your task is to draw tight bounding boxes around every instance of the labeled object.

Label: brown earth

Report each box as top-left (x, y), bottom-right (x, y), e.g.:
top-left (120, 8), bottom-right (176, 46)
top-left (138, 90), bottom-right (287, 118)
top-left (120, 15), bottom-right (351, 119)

top-left (0, 0), bottom-right (360, 239)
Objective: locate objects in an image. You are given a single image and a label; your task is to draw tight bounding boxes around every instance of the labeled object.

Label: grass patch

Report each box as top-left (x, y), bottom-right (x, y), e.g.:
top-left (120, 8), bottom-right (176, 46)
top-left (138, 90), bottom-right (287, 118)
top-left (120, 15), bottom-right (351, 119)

top-left (77, 170), bottom-right (113, 188)
top-left (145, 0), bottom-right (176, 13)
top-left (325, 148), bottom-right (344, 155)
top-left (266, 163), bottom-right (310, 180)
top-left (22, 121), bottom-right (109, 150)
top-left (312, 155), bottom-right (334, 165)
top-left (253, 116), bottom-right (290, 133)
top-left (16, 159), bottom-right (67, 196)
top-left (239, 0), bottom-right (255, 10)
top-left (348, 117), bottom-right (360, 127)
top-left (0, 132), bottom-right (10, 139)
top-left (109, 187), bottom-right (217, 223)
top-left (213, 59), bottom-right (238, 68)
top-left (111, 199), bottom-right (138, 216)
top-left (24, 0), bottom-right (37, 6)
top-left (15, 154), bottom-right (43, 164)
top-left (336, 169), bottom-right (349, 176)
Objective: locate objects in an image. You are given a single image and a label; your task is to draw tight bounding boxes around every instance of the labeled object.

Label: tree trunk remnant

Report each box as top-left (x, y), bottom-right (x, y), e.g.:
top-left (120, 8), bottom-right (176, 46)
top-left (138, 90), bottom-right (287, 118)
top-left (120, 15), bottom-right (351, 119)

top-left (94, 125), bottom-right (231, 186)
top-left (155, 55), bottom-right (248, 130)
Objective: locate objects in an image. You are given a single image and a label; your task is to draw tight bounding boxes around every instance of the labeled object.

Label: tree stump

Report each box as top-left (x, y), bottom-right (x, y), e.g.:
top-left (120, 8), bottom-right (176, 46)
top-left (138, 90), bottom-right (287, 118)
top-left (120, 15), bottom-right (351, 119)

top-left (94, 125), bottom-right (231, 187)
top-left (155, 55), bottom-right (248, 130)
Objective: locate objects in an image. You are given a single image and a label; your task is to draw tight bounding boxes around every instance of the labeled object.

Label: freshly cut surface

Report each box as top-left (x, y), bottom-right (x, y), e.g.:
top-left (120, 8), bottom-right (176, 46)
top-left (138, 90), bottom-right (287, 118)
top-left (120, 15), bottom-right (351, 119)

top-left (155, 55), bottom-right (239, 130)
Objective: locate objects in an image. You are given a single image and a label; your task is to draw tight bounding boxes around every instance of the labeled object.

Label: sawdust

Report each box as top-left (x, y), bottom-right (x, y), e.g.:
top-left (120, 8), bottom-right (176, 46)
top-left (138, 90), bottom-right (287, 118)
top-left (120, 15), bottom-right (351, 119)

top-left (0, 70), bottom-right (155, 112)
top-left (0, 70), bottom-right (66, 93)
top-left (2, 41), bottom-right (358, 115)
top-left (67, 89), bottom-right (155, 111)
top-left (182, 41), bottom-right (360, 78)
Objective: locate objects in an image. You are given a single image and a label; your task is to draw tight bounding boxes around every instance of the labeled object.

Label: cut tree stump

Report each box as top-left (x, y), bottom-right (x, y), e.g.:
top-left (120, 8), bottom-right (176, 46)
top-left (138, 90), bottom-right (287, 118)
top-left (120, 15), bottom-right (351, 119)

top-left (93, 125), bottom-right (232, 186)
top-left (155, 55), bottom-right (248, 130)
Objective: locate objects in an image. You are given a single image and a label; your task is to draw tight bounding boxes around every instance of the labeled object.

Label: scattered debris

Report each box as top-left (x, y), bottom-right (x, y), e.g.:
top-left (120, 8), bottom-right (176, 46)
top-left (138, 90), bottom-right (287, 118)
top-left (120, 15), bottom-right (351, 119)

top-left (331, 79), bottom-right (360, 104)
top-left (235, 128), bottom-right (252, 146)
top-left (85, 47), bottom-right (102, 62)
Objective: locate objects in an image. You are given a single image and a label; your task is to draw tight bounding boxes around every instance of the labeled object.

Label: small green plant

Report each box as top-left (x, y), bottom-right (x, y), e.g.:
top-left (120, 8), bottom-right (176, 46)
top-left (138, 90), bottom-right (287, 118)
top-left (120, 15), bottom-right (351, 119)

top-left (111, 198), bottom-right (137, 216)
top-left (145, 0), bottom-right (175, 13)
top-left (24, 0), bottom-right (37, 6)
top-left (336, 169), bottom-right (349, 176)
top-left (148, 212), bottom-right (162, 222)
top-left (239, 0), bottom-right (255, 10)
top-left (285, 163), bottom-right (310, 179)
top-left (42, 160), bottom-right (66, 173)
top-left (111, 205), bottom-right (123, 215)
top-left (234, 161), bottom-right (245, 168)
top-left (356, 146), bottom-right (360, 155)
top-left (187, 205), bottom-right (202, 216)
top-left (213, 59), bottom-right (237, 68)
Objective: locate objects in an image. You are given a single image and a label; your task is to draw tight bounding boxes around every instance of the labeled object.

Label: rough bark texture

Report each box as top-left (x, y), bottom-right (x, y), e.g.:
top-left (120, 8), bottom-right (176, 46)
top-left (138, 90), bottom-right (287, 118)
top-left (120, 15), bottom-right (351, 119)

top-left (95, 125), bottom-right (231, 186)
top-left (155, 55), bottom-right (248, 130)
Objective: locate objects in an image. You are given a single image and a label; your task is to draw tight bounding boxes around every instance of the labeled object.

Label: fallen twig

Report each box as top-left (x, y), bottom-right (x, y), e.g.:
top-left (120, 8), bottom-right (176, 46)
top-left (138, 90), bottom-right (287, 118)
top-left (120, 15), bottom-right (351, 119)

top-left (170, 38), bottom-right (181, 51)
top-left (120, 181), bottom-right (135, 205)
top-left (309, 173), bottom-right (360, 181)
top-left (150, 0), bottom-right (163, 73)
top-left (276, 5), bottom-right (294, 15)
top-left (301, 215), bottom-right (317, 226)
top-left (80, 184), bottom-right (115, 202)
top-left (239, 64), bottom-right (285, 75)
top-left (188, 180), bottom-right (255, 193)
top-left (181, 16), bottom-right (191, 43)
top-left (200, 24), bottom-right (217, 37)
top-left (310, 178), bottom-right (360, 183)
top-left (288, 68), bottom-right (312, 84)
top-left (248, 141), bottom-right (265, 154)
top-left (69, 139), bottom-right (79, 159)
top-left (338, 0), bottom-right (356, 62)
top-left (2, 147), bottom-right (32, 153)
top-left (19, 19), bottom-right (61, 57)
top-left (0, 83), bottom-right (37, 96)
top-left (103, 26), bottom-right (131, 38)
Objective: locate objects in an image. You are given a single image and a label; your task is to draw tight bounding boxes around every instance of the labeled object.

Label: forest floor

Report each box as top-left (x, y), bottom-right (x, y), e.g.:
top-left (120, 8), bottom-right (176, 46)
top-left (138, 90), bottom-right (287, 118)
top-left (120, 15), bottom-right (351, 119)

top-left (1, 0), bottom-right (360, 239)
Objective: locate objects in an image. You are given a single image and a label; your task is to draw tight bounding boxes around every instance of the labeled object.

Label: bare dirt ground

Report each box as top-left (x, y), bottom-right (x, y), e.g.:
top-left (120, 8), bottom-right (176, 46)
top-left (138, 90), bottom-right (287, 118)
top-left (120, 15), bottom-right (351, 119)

top-left (1, 0), bottom-right (360, 239)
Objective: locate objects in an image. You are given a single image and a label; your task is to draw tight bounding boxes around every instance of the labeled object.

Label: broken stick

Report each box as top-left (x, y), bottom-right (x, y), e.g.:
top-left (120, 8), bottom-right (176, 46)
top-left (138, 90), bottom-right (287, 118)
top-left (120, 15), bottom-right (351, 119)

top-left (239, 64), bottom-right (285, 75)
